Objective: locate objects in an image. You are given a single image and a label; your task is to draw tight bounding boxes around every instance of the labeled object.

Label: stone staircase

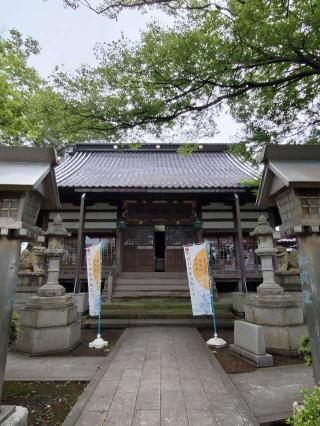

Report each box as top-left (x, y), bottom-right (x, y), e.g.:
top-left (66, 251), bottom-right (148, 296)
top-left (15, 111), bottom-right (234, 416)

top-left (111, 272), bottom-right (190, 299)
top-left (99, 296), bottom-right (234, 322)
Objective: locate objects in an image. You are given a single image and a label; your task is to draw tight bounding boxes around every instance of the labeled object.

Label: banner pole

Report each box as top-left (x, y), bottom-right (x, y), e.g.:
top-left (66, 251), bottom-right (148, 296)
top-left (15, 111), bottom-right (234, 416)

top-left (89, 242), bottom-right (108, 349)
top-left (206, 242), bottom-right (227, 349)
top-left (207, 242), bottom-right (217, 336)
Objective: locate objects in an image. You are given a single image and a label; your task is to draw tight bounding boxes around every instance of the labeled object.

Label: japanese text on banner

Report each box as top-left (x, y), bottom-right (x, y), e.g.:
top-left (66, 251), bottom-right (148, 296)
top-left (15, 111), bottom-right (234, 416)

top-left (184, 243), bottom-right (212, 316)
top-left (86, 243), bottom-right (102, 316)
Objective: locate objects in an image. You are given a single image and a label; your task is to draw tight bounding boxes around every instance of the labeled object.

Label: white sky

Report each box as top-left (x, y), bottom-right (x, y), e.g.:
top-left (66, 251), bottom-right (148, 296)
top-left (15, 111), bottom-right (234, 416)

top-left (2, 0), bottom-right (239, 143)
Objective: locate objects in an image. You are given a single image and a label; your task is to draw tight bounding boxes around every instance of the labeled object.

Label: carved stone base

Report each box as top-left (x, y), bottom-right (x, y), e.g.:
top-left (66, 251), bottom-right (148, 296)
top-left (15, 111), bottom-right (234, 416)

top-left (17, 272), bottom-right (46, 287)
top-left (14, 272), bottom-right (46, 307)
top-left (14, 296), bottom-right (81, 355)
top-left (244, 293), bottom-right (306, 355)
top-left (276, 272), bottom-right (302, 292)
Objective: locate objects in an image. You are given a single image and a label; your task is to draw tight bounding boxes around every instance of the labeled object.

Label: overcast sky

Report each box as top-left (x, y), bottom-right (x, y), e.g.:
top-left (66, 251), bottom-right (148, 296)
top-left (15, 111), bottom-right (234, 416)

top-left (2, 0), bottom-right (239, 143)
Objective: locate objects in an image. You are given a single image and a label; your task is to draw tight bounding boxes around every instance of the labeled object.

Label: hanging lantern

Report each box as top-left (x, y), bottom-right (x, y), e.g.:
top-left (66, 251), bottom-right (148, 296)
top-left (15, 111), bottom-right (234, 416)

top-left (116, 218), bottom-right (126, 230)
top-left (193, 217), bottom-right (203, 230)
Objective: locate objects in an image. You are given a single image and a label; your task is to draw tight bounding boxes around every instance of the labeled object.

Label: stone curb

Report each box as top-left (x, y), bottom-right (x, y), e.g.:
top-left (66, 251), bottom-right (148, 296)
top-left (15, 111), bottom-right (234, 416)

top-left (195, 329), bottom-right (260, 426)
top-left (62, 329), bottom-right (130, 426)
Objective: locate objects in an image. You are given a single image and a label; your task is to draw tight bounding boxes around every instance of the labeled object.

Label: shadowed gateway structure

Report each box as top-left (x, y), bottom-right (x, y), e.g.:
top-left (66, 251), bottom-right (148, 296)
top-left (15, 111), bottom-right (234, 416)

top-left (42, 143), bottom-right (276, 299)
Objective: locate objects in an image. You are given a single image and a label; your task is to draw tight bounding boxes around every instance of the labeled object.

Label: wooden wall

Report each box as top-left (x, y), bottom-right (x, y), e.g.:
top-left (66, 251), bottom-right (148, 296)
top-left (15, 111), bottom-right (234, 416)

top-left (48, 202), bottom-right (117, 232)
top-left (201, 202), bottom-right (269, 231)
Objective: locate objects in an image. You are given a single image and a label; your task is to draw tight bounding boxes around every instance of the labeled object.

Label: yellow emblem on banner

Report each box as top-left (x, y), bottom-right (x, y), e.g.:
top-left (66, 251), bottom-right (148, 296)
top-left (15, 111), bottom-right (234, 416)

top-left (92, 249), bottom-right (101, 288)
top-left (192, 247), bottom-right (209, 289)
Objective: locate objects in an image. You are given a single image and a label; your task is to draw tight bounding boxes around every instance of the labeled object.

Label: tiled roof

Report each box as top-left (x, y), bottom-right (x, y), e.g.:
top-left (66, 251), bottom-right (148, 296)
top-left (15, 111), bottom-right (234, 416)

top-left (55, 144), bottom-right (258, 191)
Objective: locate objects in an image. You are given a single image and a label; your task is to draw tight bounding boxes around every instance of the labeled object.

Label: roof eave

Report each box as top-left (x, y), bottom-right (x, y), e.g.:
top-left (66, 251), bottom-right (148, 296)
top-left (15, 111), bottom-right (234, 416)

top-left (71, 187), bottom-right (247, 193)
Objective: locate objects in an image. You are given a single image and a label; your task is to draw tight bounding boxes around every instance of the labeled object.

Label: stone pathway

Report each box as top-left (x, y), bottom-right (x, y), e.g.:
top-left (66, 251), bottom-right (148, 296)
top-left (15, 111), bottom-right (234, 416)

top-left (5, 353), bottom-right (105, 381)
top-left (231, 364), bottom-right (314, 424)
top-left (65, 327), bottom-right (258, 426)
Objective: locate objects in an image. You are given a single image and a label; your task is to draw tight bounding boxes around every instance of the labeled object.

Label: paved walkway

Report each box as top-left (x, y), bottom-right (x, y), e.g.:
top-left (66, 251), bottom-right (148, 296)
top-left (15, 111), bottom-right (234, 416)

top-left (5, 353), bottom-right (105, 381)
top-left (231, 364), bottom-right (314, 424)
top-left (65, 327), bottom-right (258, 426)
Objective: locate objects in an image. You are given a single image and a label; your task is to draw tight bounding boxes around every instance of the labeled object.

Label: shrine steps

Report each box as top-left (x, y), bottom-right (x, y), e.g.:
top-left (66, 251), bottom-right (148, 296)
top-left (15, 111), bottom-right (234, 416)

top-left (110, 272), bottom-right (190, 299)
top-left (99, 297), bottom-right (234, 321)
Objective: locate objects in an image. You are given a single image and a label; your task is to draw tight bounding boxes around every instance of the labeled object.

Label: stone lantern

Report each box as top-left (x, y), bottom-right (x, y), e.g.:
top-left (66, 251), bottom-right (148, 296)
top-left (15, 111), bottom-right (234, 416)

top-left (15, 215), bottom-right (81, 355)
top-left (251, 215), bottom-right (282, 295)
top-left (257, 144), bottom-right (320, 384)
top-left (0, 146), bottom-right (60, 424)
top-left (244, 215), bottom-right (306, 356)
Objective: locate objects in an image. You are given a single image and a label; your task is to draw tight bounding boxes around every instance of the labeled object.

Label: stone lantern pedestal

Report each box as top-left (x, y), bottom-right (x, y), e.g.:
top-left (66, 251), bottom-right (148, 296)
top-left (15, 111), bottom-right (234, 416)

top-left (244, 216), bottom-right (306, 355)
top-left (15, 216), bottom-right (81, 355)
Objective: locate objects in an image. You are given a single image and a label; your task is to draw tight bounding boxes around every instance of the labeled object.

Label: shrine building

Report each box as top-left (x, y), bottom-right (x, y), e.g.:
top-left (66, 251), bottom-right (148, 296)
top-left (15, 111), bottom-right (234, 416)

top-left (42, 143), bottom-right (275, 298)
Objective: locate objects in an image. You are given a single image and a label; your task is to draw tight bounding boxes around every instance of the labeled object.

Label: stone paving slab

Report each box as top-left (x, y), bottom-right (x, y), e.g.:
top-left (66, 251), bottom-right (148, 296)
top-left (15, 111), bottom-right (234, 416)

top-left (5, 353), bottom-right (105, 381)
top-left (65, 327), bottom-right (258, 426)
top-left (230, 364), bottom-right (315, 423)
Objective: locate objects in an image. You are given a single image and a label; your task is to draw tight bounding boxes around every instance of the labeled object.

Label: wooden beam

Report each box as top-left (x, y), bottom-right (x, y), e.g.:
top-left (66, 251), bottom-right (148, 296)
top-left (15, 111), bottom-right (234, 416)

top-left (234, 193), bottom-right (247, 292)
top-left (74, 193), bottom-right (86, 293)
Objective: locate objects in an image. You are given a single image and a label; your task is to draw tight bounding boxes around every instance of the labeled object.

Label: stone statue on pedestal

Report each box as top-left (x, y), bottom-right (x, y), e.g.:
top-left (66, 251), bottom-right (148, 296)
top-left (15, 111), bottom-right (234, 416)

top-left (19, 242), bottom-right (46, 273)
top-left (15, 239), bottom-right (47, 307)
top-left (275, 246), bottom-right (302, 299)
top-left (275, 246), bottom-right (299, 274)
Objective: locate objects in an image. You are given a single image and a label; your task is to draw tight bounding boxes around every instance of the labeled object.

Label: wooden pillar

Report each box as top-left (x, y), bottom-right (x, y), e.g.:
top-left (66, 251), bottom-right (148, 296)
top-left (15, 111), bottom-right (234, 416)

top-left (115, 229), bottom-right (122, 274)
top-left (74, 193), bottom-right (86, 293)
top-left (234, 193), bottom-right (247, 293)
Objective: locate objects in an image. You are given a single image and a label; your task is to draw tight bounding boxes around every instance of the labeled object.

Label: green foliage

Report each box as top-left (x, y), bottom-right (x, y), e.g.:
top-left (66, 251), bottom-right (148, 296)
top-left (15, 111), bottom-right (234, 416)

top-left (177, 144), bottom-right (198, 156)
top-left (0, 30), bottom-right (85, 150)
top-left (287, 387), bottom-right (320, 426)
top-left (239, 177), bottom-right (261, 196)
top-left (0, 29), bottom-right (41, 144)
top-left (10, 312), bottom-right (20, 346)
top-left (299, 335), bottom-right (312, 367)
top-left (58, 0), bottom-right (320, 156)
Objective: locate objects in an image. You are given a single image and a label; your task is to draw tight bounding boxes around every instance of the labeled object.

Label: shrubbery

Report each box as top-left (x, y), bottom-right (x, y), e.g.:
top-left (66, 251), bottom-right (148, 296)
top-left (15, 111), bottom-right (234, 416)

top-left (10, 312), bottom-right (20, 346)
top-left (299, 336), bottom-right (312, 366)
top-left (287, 387), bottom-right (320, 426)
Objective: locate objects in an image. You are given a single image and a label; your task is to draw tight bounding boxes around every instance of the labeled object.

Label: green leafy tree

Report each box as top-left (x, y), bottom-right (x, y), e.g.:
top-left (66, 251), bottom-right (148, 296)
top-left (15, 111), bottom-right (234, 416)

top-left (0, 29), bottom-right (43, 144)
top-left (0, 29), bottom-right (84, 151)
top-left (58, 0), bottom-right (320, 154)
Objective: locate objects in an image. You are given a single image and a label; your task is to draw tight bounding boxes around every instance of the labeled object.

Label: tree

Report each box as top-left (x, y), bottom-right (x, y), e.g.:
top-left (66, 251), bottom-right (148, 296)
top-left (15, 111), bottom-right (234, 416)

top-left (0, 29), bottom-right (82, 151)
top-left (0, 29), bottom-right (41, 144)
top-left (57, 0), bottom-right (320, 155)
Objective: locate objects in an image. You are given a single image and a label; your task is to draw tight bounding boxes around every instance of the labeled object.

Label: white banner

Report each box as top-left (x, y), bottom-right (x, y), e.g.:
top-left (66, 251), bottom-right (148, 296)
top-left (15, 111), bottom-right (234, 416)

top-left (86, 243), bottom-right (102, 316)
top-left (184, 243), bottom-right (213, 316)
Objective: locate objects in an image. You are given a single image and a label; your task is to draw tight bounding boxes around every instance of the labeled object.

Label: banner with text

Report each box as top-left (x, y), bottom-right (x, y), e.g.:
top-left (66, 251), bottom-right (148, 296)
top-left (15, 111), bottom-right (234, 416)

top-left (86, 243), bottom-right (102, 316)
top-left (184, 243), bottom-right (212, 316)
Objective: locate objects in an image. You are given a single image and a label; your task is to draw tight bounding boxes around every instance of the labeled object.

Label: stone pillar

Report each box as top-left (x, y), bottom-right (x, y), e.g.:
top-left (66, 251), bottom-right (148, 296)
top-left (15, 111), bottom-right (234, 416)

top-left (244, 216), bottom-right (306, 355)
top-left (296, 231), bottom-right (320, 384)
top-left (15, 215), bottom-right (81, 355)
top-left (0, 238), bottom-right (20, 415)
top-left (15, 237), bottom-right (46, 307)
